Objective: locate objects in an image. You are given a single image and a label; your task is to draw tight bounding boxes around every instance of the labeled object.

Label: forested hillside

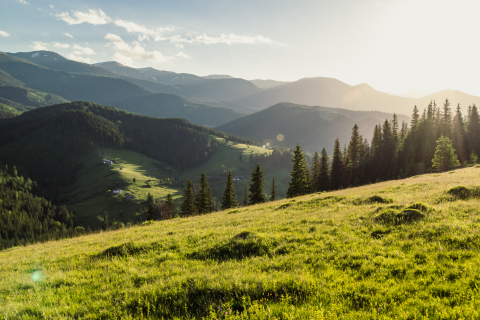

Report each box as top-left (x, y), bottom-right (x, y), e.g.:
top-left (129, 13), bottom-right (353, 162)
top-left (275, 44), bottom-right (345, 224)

top-left (217, 102), bottom-right (409, 152)
top-left (111, 93), bottom-right (246, 127)
top-left (0, 102), bottom-right (225, 200)
top-left (0, 165), bottom-right (75, 250)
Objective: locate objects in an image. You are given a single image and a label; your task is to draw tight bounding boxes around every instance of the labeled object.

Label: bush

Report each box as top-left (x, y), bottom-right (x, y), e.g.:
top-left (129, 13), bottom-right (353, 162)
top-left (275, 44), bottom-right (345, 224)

top-left (447, 186), bottom-right (470, 200)
top-left (406, 202), bottom-right (428, 212)
top-left (375, 209), bottom-right (424, 225)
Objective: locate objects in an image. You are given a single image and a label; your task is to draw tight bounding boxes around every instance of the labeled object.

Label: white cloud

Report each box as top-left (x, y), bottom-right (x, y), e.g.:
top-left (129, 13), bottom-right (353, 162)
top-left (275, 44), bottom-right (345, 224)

top-left (175, 51), bottom-right (191, 59)
top-left (0, 31), bottom-right (10, 37)
top-left (31, 41), bottom-right (48, 50)
top-left (55, 9), bottom-right (111, 25)
top-left (168, 33), bottom-right (273, 45)
top-left (104, 33), bottom-right (172, 63)
top-left (114, 19), bottom-right (173, 42)
top-left (64, 33), bottom-right (73, 38)
top-left (50, 4), bottom-right (54, 8)
top-left (52, 42), bottom-right (70, 49)
top-left (73, 44), bottom-right (95, 55)
top-left (175, 43), bottom-right (184, 48)
top-left (16, 0), bottom-right (28, 4)
top-left (65, 53), bottom-right (94, 64)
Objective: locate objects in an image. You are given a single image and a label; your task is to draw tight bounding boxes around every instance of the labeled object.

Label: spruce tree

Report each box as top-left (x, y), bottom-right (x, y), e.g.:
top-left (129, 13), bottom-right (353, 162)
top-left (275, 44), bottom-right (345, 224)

top-left (441, 99), bottom-right (452, 138)
top-left (319, 148), bottom-right (330, 191)
top-left (467, 104), bottom-right (480, 156)
top-left (181, 179), bottom-right (196, 216)
top-left (221, 171), bottom-right (238, 210)
top-left (270, 177), bottom-right (278, 201)
top-left (287, 144), bottom-right (310, 198)
top-left (242, 181), bottom-right (249, 206)
top-left (452, 104), bottom-right (466, 163)
top-left (330, 138), bottom-right (344, 190)
top-left (248, 164), bottom-right (266, 204)
top-left (347, 124), bottom-right (362, 184)
top-left (165, 193), bottom-right (175, 216)
top-left (147, 203), bottom-right (156, 221)
top-left (310, 151), bottom-right (321, 192)
top-left (432, 136), bottom-right (460, 172)
top-left (195, 172), bottom-right (214, 214)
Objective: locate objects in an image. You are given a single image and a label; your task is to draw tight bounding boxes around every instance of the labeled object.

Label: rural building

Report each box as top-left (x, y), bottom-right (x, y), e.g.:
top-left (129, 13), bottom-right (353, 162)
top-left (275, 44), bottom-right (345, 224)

top-left (113, 188), bottom-right (122, 194)
top-left (126, 195), bottom-right (135, 200)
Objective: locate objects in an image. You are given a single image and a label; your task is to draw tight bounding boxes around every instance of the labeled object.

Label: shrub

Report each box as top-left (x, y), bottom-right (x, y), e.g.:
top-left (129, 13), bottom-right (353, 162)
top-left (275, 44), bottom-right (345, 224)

top-left (406, 202), bottom-right (428, 212)
top-left (447, 186), bottom-right (470, 199)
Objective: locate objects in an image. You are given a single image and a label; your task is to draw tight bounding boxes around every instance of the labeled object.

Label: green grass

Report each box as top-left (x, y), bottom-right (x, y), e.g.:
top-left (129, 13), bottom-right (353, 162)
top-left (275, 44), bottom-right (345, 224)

top-left (3, 167), bottom-right (480, 318)
top-left (180, 135), bottom-right (290, 199)
top-left (65, 148), bottom-right (182, 228)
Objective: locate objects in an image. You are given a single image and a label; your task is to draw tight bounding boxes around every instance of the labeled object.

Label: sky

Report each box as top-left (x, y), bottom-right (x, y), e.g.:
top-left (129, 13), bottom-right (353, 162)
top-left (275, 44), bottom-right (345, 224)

top-left (1, 0), bottom-right (480, 96)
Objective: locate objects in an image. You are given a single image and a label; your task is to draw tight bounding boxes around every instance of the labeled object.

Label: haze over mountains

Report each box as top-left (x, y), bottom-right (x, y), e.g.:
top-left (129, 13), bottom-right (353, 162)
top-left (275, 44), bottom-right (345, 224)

top-left (2, 49), bottom-right (480, 143)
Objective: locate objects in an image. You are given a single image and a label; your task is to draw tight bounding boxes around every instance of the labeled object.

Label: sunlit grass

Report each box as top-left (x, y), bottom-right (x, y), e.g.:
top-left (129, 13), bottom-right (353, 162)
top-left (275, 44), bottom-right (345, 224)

top-left (3, 167), bottom-right (480, 318)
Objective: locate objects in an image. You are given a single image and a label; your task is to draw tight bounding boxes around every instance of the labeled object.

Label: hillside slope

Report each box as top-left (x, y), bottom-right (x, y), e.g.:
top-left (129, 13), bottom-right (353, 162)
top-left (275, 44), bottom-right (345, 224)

top-left (0, 52), bottom-right (152, 104)
top-left (111, 93), bottom-right (247, 127)
top-left (2, 167), bottom-right (480, 318)
top-left (231, 77), bottom-right (480, 115)
top-left (217, 102), bottom-right (410, 152)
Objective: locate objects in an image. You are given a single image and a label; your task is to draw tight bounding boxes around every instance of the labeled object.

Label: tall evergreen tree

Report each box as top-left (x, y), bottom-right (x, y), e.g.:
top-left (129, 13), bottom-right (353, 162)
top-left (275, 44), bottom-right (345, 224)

top-left (432, 136), bottom-right (460, 172)
top-left (147, 203), bottom-right (156, 221)
top-left (270, 177), bottom-right (278, 201)
top-left (310, 151), bottom-right (321, 192)
top-left (467, 104), bottom-right (480, 156)
top-left (452, 104), bottom-right (466, 163)
top-left (287, 144), bottom-right (310, 198)
top-left (411, 105), bottom-right (420, 132)
top-left (221, 171), bottom-right (238, 210)
top-left (249, 165), bottom-right (266, 204)
top-left (330, 138), bottom-right (344, 190)
top-left (195, 172), bottom-right (214, 214)
top-left (441, 99), bottom-right (452, 138)
top-left (347, 124), bottom-right (362, 185)
top-left (242, 181), bottom-right (249, 206)
top-left (319, 148), bottom-right (330, 191)
top-left (165, 193), bottom-right (175, 216)
top-left (181, 179), bottom-right (196, 216)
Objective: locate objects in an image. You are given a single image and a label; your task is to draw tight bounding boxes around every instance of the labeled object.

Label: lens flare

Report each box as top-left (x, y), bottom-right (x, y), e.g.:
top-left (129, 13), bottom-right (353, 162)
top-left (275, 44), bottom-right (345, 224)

top-left (31, 270), bottom-right (43, 282)
top-left (277, 134), bottom-right (284, 142)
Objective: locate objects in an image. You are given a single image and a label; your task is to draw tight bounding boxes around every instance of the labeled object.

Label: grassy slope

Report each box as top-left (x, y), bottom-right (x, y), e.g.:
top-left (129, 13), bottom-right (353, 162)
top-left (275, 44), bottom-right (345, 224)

top-left (180, 135), bottom-right (287, 200)
top-left (65, 148), bottom-right (183, 228)
top-left (3, 167), bottom-right (480, 318)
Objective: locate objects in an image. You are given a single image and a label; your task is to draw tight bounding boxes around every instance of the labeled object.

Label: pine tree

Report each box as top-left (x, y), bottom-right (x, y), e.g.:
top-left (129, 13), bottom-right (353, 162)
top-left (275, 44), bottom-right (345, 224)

top-left (452, 104), bottom-right (466, 163)
top-left (195, 172), bottom-right (214, 214)
top-left (347, 124), bottom-right (362, 184)
top-left (242, 181), bottom-right (248, 206)
top-left (181, 179), bottom-right (196, 216)
top-left (270, 177), bottom-right (278, 201)
top-left (441, 99), bottom-right (452, 138)
top-left (147, 203), bottom-right (156, 221)
top-left (411, 105), bottom-right (420, 132)
top-left (467, 104), bottom-right (480, 156)
top-left (165, 193), bottom-right (175, 216)
top-left (330, 138), bottom-right (344, 190)
top-left (432, 136), bottom-right (460, 172)
top-left (319, 148), bottom-right (330, 191)
top-left (221, 171), bottom-right (238, 210)
top-left (287, 144), bottom-right (310, 198)
top-left (310, 151), bottom-right (321, 192)
top-left (248, 164), bottom-right (266, 204)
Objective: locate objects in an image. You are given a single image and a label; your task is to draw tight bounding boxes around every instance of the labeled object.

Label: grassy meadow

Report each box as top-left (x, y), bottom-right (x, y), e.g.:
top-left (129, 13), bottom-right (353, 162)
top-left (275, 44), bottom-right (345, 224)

top-left (3, 167), bottom-right (480, 318)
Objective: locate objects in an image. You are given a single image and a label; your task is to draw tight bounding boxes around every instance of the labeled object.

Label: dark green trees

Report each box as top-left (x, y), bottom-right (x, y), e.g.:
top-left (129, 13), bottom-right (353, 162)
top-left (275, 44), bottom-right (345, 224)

top-left (181, 179), bottom-right (196, 216)
top-left (319, 148), bottom-right (330, 191)
top-left (270, 177), bottom-right (278, 201)
top-left (248, 164), bottom-right (266, 204)
top-left (147, 203), bottom-right (156, 221)
top-left (287, 144), bottom-right (310, 198)
top-left (330, 138), bottom-right (344, 190)
top-left (242, 181), bottom-right (249, 206)
top-left (221, 171), bottom-right (238, 210)
top-left (195, 172), bottom-right (214, 214)
top-left (310, 151), bottom-right (321, 192)
top-left (432, 136), bottom-right (460, 172)
top-left (165, 193), bottom-right (175, 216)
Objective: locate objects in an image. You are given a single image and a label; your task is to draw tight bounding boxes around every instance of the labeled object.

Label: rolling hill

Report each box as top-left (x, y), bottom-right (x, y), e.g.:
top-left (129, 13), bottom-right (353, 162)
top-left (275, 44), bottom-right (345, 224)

top-left (231, 77), bottom-right (480, 115)
top-left (249, 79), bottom-right (288, 89)
top-left (111, 93), bottom-right (247, 127)
top-left (0, 52), bottom-right (153, 105)
top-left (2, 166), bottom-right (480, 318)
top-left (0, 86), bottom-right (67, 108)
top-left (217, 102), bottom-right (410, 152)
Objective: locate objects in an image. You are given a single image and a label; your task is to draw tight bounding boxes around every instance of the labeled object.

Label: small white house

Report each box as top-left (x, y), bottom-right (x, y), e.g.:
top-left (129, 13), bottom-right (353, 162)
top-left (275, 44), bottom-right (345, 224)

top-left (113, 188), bottom-right (122, 194)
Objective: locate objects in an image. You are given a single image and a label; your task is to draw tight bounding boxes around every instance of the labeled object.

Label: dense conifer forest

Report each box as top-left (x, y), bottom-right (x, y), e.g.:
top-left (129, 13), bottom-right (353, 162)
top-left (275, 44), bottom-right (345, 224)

top-left (0, 165), bottom-right (75, 250)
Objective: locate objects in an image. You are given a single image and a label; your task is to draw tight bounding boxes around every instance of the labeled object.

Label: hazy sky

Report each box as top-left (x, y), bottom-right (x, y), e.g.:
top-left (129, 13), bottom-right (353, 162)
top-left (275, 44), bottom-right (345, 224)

top-left (1, 0), bottom-right (480, 96)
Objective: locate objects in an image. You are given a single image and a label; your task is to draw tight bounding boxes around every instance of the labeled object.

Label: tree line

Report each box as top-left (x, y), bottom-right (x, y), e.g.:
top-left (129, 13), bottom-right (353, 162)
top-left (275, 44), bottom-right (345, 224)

top-left (287, 99), bottom-right (474, 196)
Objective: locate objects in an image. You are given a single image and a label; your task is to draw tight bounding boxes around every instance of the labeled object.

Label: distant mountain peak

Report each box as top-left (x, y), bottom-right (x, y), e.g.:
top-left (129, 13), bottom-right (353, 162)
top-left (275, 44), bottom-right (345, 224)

top-left (203, 74), bottom-right (234, 79)
top-left (93, 61), bottom-right (126, 67)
